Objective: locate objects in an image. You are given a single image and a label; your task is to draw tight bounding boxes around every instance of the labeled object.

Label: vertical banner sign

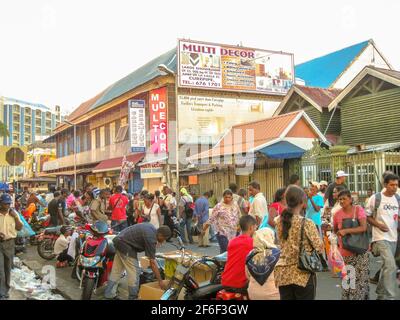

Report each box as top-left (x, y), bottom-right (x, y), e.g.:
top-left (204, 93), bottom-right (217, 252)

top-left (128, 100), bottom-right (146, 153)
top-left (149, 87), bottom-right (168, 154)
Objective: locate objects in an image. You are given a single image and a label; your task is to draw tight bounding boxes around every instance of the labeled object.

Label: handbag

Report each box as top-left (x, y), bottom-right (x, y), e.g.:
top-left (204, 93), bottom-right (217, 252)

top-left (341, 206), bottom-right (369, 254)
top-left (298, 218), bottom-right (324, 273)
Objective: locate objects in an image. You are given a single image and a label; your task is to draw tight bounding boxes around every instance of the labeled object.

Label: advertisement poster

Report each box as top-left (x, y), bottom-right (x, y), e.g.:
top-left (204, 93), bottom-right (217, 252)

top-left (178, 95), bottom-right (280, 144)
top-left (178, 40), bottom-right (294, 94)
top-left (149, 87), bottom-right (168, 154)
top-left (128, 100), bottom-right (146, 153)
top-left (140, 163), bottom-right (164, 179)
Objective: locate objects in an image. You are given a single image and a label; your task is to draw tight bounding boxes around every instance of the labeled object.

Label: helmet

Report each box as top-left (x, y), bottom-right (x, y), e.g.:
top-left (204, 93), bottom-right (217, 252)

top-left (89, 221), bottom-right (109, 235)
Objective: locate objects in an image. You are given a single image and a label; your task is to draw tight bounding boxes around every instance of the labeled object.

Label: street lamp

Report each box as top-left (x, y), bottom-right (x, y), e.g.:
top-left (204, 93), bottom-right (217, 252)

top-left (63, 120), bottom-right (77, 191)
top-left (157, 64), bottom-right (180, 201)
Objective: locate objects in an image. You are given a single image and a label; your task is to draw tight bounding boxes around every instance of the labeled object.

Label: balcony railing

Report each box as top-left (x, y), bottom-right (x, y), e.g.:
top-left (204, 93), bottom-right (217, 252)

top-left (43, 140), bottom-right (131, 172)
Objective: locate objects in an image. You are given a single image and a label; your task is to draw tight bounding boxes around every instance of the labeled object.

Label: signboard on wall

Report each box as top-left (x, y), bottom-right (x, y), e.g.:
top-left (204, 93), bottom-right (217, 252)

top-left (178, 39), bottom-right (294, 95)
top-left (178, 95), bottom-right (280, 144)
top-left (149, 87), bottom-right (168, 154)
top-left (128, 100), bottom-right (146, 153)
top-left (140, 163), bottom-right (164, 179)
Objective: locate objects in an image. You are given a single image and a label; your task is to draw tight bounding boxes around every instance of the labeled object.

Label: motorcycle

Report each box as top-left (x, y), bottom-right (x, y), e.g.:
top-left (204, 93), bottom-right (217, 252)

top-left (36, 226), bottom-right (62, 260)
top-left (29, 213), bottom-right (51, 245)
top-left (77, 221), bottom-right (165, 300)
top-left (160, 234), bottom-right (227, 300)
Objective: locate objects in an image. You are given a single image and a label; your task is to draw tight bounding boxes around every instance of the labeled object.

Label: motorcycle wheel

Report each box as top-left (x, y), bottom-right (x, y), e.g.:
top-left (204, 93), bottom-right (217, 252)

top-left (81, 277), bottom-right (96, 300)
top-left (37, 239), bottom-right (56, 260)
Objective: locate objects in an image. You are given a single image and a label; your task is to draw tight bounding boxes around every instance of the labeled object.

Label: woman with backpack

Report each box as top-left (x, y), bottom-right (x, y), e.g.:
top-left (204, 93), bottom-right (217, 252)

top-left (178, 188), bottom-right (194, 244)
top-left (333, 189), bottom-right (369, 300)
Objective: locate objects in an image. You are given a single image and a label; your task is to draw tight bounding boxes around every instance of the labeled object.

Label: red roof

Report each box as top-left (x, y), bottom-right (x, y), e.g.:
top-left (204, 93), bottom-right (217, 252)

top-left (189, 111), bottom-right (302, 160)
top-left (93, 153), bottom-right (145, 173)
top-left (295, 85), bottom-right (342, 108)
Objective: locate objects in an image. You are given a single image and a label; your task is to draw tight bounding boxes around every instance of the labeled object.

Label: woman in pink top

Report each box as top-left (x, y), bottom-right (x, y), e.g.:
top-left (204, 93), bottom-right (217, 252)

top-left (333, 190), bottom-right (369, 300)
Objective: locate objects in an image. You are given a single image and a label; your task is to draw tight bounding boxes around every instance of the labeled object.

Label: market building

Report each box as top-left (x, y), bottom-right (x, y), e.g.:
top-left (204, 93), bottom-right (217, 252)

top-left (43, 40), bottom-right (295, 192)
top-left (186, 110), bottom-right (328, 201)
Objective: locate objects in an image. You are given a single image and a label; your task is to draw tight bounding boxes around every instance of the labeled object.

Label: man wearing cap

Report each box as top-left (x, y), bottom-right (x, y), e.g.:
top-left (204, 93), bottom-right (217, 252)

top-left (0, 194), bottom-right (23, 300)
top-left (306, 182), bottom-right (324, 237)
top-left (318, 181), bottom-right (328, 198)
top-left (324, 171), bottom-right (349, 208)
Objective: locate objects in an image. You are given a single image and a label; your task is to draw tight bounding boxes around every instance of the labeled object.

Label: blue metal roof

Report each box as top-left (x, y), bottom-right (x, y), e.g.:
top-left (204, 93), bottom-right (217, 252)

top-left (295, 40), bottom-right (370, 88)
top-left (90, 48), bottom-right (177, 110)
top-left (258, 141), bottom-right (305, 159)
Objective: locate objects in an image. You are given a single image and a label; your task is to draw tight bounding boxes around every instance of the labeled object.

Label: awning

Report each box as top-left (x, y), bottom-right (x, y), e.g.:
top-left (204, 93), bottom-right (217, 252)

top-left (93, 153), bottom-right (145, 173)
top-left (52, 168), bottom-right (95, 176)
top-left (258, 141), bottom-right (305, 159)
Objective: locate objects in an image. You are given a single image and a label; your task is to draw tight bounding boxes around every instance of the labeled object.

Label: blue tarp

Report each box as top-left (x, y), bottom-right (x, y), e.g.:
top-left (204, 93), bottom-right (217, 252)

top-left (258, 141), bottom-right (305, 159)
top-left (0, 183), bottom-right (9, 191)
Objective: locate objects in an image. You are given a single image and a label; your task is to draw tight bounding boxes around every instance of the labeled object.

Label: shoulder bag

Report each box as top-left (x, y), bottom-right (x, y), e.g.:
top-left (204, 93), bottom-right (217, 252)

top-left (342, 206), bottom-right (370, 254)
top-left (298, 218), bottom-right (325, 273)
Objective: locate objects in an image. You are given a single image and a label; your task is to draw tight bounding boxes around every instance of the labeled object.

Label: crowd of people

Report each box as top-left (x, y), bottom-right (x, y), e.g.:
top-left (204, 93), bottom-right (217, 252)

top-left (0, 169), bottom-right (399, 300)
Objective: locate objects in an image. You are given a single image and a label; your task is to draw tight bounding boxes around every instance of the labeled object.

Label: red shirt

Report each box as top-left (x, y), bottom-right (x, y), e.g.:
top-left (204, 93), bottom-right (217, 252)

top-left (109, 193), bottom-right (129, 221)
top-left (270, 202), bottom-right (285, 215)
top-left (221, 234), bottom-right (253, 289)
top-left (333, 205), bottom-right (367, 257)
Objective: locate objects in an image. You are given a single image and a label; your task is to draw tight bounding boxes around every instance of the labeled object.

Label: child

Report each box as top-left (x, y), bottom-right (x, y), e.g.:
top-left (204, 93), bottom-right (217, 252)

top-left (54, 226), bottom-right (73, 268)
top-left (221, 215), bottom-right (257, 296)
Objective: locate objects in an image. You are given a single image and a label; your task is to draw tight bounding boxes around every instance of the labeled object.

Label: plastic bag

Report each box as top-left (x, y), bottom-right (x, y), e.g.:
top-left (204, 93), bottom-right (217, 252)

top-left (17, 211), bottom-right (36, 238)
top-left (327, 234), bottom-right (346, 279)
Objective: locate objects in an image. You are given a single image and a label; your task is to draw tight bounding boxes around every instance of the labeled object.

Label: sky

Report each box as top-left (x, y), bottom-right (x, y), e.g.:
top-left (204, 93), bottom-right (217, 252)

top-left (0, 0), bottom-right (399, 114)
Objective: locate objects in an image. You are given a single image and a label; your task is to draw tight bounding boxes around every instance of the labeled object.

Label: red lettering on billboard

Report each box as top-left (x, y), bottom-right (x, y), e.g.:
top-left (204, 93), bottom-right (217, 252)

top-left (149, 87), bottom-right (168, 154)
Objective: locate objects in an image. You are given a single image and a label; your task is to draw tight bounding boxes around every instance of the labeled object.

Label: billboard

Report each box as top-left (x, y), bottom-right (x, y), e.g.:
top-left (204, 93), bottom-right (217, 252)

top-left (178, 95), bottom-right (280, 144)
top-left (128, 100), bottom-right (146, 153)
top-left (140, 163), bottom-right (164, 179)
top-left (178, 39), bottom-right (294, 94)
top-left (149, 87), bottom-right (168, 154)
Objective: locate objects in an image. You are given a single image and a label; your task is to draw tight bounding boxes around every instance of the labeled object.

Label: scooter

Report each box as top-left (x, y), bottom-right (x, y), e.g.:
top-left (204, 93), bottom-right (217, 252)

top-left (160, 234), bottom-right (227, 300)
top-left (77, 221), bottom-right (165, 300)
top-left (36, 226), bottom-right (62, 260)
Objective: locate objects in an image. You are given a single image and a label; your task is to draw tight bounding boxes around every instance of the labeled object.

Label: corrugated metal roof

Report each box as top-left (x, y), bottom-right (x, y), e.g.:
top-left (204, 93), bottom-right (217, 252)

top-left (189, 111), bottom-right (301, 160)
top-left (295, 40), bottom-right (370, 88)
top-left (90, 48), bottom-right (176, 111)
top-left (370, 67), bottom-right (400, 81)
top-left (295, 85), bottom-right (342, 108)
top-left (347, 142), bottom-right (400, 154)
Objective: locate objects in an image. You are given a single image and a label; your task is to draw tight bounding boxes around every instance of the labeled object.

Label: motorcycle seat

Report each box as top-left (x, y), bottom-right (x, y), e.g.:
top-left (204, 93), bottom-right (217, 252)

top-left (189, 283), bottom-right (224, 300)
top-left (213, 252), bottom-right (227, 263)
top-left (44, 226), bottom-right (61, 235)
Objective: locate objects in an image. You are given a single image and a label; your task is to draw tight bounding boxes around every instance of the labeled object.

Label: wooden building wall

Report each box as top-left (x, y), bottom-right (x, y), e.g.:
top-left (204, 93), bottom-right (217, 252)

top-left (341, 87), bottom-right (400, 145)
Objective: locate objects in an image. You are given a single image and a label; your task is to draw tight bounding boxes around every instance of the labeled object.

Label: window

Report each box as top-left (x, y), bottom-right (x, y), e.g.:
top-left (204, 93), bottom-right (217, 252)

top-left (91, 130), bottom-right (96, 151)
top-left (76, 135), bottom-right (81, 153)
top-left (100, 126), bottom-right (105, 148)
top-left (114, 125), bottom-right (129, 143)
top-left (109, 122), bottom-right (115, 144)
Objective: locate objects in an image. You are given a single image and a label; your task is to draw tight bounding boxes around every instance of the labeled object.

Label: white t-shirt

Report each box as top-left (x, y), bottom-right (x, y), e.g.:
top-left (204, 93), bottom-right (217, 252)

top-left (54, 234), bottom-right (71, 255)
top-left (249, 193), bottom-right (268, 219)
top-left (144, 203), bottom-right (160, 229)
top-left (366, 192), bottom-right (399, 242)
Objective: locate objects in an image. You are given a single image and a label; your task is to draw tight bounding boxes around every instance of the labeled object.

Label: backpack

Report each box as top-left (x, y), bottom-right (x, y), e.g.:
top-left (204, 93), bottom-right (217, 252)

top-left (368, 192), bottom-right (400, 245)
top-left (182, 197), bottom-right (194, 219)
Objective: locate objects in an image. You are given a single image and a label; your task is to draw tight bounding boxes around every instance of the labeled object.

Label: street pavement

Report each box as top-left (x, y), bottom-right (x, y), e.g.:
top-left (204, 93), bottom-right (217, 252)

top-left (10, 238), bottom-right (400, 300)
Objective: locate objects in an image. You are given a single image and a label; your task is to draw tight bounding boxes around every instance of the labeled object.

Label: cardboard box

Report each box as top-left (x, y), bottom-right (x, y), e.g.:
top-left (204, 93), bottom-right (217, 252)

top-left (140, 256), bottom-right (150, 269)
top-left (138, 280), bottom-right (169, 300)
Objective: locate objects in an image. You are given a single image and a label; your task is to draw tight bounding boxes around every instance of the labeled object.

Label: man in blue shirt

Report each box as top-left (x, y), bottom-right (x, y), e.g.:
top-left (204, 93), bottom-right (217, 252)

top-left (193, 191), bottom-right (210, 247)
top-left (305, 182), bottom-right (324, 237)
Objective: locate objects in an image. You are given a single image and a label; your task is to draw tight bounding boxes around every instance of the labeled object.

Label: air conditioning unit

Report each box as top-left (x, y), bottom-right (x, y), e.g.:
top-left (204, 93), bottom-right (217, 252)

top-left (103, 177), bottom-right (112, 187)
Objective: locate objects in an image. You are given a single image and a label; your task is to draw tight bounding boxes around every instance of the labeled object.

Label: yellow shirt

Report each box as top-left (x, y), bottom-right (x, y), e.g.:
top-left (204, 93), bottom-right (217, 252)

top-left (0, 211), bottom-right (21, 240)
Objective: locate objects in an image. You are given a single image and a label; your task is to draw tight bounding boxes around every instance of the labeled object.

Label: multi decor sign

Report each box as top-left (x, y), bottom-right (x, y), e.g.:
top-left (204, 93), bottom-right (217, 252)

top-left (149, 87), bottom-right (168, 154)
top-left (178, 39), bottom-right (294, 95)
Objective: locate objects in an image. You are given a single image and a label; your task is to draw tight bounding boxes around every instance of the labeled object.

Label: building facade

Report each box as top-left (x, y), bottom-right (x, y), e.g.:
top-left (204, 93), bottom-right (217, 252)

top-left (0, 96), bottom-right (62, 181)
